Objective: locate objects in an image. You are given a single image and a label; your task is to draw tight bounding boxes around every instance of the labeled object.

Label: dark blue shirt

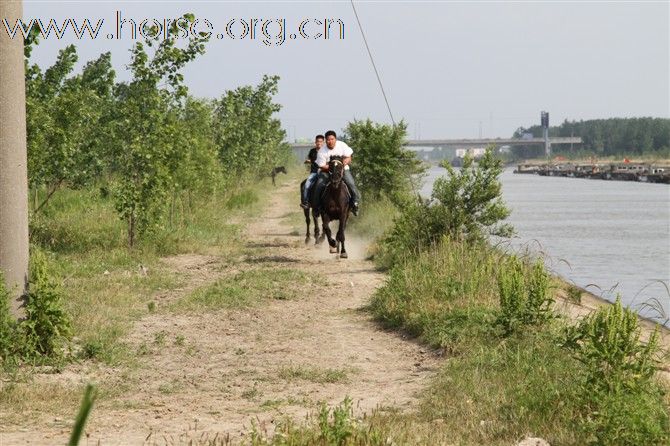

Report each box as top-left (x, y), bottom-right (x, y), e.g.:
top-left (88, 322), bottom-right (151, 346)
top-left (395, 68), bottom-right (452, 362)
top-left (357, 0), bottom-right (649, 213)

top-left (308, 148), bottom-right (319, 173)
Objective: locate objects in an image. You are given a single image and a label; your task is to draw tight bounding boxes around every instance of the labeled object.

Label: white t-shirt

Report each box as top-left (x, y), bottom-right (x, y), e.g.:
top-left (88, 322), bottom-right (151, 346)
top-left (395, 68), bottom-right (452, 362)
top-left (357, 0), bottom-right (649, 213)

top-left (316, 140), bottom-right (354, 169)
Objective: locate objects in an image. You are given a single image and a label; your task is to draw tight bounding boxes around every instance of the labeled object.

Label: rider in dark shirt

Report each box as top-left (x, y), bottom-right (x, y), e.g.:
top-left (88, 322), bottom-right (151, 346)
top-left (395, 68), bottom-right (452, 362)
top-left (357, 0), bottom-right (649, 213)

top-left (301, 134), bottom-right (324, 208)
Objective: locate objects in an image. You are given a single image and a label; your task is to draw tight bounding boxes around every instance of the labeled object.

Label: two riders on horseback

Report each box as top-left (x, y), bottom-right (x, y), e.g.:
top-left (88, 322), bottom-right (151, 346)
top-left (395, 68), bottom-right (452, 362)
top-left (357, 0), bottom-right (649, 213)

top-left (300, 130), bottom-right (360, 216)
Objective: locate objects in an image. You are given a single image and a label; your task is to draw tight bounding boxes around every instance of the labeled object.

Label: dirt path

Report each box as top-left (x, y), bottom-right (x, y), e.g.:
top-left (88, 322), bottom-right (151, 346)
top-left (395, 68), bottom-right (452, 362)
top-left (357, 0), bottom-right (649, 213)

top-left (1, 179), bottom-right (439, 445)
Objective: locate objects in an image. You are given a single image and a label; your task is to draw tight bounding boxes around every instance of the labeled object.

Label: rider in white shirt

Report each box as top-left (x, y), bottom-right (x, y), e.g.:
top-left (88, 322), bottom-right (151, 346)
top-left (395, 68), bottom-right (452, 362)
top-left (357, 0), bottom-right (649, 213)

top-left (315, 140), bottom-right (353, 167)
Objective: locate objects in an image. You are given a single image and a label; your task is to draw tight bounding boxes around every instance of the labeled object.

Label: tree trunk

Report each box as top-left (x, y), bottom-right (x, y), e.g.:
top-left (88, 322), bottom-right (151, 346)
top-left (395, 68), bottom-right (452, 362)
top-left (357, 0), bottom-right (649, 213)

top-left (0, 0), bottom-right (30, 319)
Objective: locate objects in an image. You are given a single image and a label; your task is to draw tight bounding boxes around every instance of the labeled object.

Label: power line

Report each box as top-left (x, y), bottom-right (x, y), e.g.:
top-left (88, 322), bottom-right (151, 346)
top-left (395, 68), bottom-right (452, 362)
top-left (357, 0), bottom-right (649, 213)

top-left (350, 0), bottom-right (396, 126)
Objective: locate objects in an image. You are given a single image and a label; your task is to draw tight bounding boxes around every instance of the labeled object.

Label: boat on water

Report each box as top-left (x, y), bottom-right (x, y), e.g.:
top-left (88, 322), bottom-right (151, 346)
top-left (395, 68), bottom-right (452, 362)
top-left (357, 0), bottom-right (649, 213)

top-left (514, 161), bottom-right (670, 184)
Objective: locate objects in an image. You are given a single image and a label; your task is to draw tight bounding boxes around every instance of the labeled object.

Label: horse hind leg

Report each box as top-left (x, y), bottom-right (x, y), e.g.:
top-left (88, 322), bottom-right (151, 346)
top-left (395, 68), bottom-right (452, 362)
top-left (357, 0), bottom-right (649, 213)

top-left (312, 210), bottom-right (322, 245)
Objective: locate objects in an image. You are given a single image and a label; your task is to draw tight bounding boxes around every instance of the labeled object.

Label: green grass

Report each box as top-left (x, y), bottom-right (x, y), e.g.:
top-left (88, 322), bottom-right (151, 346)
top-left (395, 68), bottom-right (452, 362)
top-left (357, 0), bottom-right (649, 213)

top-left (1, 175), bottom-right (280, 426)
top-left (171, 268), bottom-right (313, 312)
top-left (277, 365), bottom-right (353, 384)
top-left (370, 237), bottom-right (503, 350)
top-left (348, 195), bottom-right (398, 239)
top-left (225, 189), bottom-right (259, 210)
top-left (364, 218), bottom-right (669, 444)
top-left (23, 178), bottom-right (272, 363)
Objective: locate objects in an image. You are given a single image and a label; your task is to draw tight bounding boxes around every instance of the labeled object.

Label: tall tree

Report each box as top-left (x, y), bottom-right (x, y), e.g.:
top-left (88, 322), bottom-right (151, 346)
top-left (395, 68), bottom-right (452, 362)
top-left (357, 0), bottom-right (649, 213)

top-left (213, 75), bottom-right (290, 180)
top-left (0, 0), bottom-right (29, 318)
top-left (110, 14), bottom-right (209, 246)
top-left (344, 119), bottom-right (425, 203)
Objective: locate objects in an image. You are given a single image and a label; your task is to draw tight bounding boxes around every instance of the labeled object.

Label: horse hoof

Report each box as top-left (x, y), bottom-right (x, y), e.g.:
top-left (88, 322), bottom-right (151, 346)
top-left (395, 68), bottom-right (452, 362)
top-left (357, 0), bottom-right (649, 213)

top-left (305, 237), bottom-right (310, 245)
top-left (329, 247), bottom-right (338, 254)
top-left (340, 252), bottom-right (348, 259)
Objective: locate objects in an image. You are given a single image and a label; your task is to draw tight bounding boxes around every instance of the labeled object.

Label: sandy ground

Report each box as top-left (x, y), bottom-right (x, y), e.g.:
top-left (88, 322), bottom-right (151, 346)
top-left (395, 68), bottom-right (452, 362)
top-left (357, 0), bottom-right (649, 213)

top-left (0, 179), bottom-right (440, 445)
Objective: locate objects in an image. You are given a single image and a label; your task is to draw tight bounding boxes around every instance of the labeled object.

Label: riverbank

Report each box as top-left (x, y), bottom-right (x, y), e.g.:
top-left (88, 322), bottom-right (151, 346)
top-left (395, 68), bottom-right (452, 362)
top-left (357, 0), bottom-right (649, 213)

top-left (365, 220), bottom-right (670, 445)
top-left (421, 165), bottom-right (670, 323)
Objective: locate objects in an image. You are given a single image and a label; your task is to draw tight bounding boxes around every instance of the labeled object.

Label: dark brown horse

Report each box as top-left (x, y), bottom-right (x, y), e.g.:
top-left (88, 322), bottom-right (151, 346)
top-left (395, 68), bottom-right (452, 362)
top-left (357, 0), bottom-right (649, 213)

top-left (271, 166), bottom-right (287, 186)
top-left (321, 156), bottom-right (350, 258)
top-left (300, 179), bottom-right (324, 245)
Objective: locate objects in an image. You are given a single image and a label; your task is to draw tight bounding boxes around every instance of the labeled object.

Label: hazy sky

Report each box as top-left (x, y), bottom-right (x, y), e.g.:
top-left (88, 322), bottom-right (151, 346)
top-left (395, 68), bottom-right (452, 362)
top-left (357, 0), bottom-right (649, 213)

top-left (21, 1), bottom-right (670, 140)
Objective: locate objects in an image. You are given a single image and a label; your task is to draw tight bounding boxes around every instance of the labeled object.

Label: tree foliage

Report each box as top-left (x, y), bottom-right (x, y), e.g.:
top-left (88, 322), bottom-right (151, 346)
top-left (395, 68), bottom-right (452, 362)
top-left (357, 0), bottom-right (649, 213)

top-left (23, 12), bottom-right (291, 248)
top-left (108, 13), bottom-right (210, 246)
top-left (213, 75), bottom-right (290, 179)
top-left (377, 147), bottom-right (513, 268)
top-left (26, 46), bottom-right (115, 211)
top-left (512, 117), bottom-right (670, 158)
top-left (343, 119), bottom-right (425, 203)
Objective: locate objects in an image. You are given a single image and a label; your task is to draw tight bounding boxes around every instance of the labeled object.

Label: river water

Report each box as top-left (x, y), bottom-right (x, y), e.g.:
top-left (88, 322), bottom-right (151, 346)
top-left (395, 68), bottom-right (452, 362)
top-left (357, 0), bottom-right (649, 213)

top-left (420, 166), bottom-right (670, 322)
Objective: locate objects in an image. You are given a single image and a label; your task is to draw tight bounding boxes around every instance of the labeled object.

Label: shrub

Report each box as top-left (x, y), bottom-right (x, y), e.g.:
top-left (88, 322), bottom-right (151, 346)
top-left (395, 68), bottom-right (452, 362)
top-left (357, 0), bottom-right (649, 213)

top-left (497, 256), bottom-right (554, 334)
top-left (374, 195), bottom-right (436, 269)
top-left (565, 296), bottom-right (660, 393)
top-left (431, 148), bottom-right (513, 243)
top-left (22, 249), bottom-right (72, 357)
top-left (564, 297), bottom-right (669, 445)
top-left (344, 119), bottom-right (425, 204)
top-left (375, 147), bottom-right (513, 270)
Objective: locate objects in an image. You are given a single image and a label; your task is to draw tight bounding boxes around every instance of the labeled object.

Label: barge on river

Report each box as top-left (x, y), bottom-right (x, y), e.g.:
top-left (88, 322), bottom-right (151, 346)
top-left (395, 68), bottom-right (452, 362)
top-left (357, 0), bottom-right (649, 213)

top-left (515, 162), bottom-right (670, 184)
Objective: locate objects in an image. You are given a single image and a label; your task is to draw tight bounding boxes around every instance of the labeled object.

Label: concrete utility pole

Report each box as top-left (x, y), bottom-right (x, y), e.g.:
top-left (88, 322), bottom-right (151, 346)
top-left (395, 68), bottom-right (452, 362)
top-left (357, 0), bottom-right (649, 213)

top-left (0, 0), bottom-right (30, 318)
top-left (541, 111), bottom-right (551, 157)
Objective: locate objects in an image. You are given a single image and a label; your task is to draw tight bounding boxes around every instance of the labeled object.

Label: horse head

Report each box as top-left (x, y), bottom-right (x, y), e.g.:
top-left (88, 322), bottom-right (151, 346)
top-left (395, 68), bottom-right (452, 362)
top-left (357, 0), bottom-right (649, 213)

top-left (329, 156), bottom-right (345, 188)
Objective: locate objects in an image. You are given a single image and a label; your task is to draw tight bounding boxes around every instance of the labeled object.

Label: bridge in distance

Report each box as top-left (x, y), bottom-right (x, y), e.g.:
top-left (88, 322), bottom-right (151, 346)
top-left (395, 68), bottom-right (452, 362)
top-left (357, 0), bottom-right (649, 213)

top-left (289, 137), bottom-right (583, 159)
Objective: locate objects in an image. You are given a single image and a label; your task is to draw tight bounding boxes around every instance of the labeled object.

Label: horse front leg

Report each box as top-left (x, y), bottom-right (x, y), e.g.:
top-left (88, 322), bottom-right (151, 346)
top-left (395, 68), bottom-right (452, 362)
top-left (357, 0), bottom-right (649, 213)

top-left (337, 214), bottom-right (348, 258)
top-left (322, 215), bottom-right (337, 253)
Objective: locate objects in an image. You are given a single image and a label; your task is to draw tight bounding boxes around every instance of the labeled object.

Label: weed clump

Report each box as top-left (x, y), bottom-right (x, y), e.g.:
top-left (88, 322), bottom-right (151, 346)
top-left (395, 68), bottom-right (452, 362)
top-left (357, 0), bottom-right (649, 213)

top-left (0, 248), bottom-right (72, 366)
top-left (564, 297), bottom-right (669, 445)
top-left (23, 249), bottom-right (72, 356)
top-left (497, 256), bottom-right (554, 334)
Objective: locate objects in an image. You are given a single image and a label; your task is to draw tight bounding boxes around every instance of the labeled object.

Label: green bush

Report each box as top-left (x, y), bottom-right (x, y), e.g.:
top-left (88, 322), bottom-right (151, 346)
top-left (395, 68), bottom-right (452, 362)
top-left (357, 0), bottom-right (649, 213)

top-left (497, 256), bottom-right (554, 334)
top-left (564, 297), bottom-right (669, 445)
top-left (344, 119), bottom-right (425, 204)
top-left (431, 148), bottom-right (513, 243)
top-left (0, 250), bottom-right (72, 363)
top-left (374, 196), bottom-right (436, 269)
top-left (22, 249), bottom-right (72, 357)
top-left (565, 296), bottom-right (660, 393)
top-left (375, 147), bottom-right (513, 270)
